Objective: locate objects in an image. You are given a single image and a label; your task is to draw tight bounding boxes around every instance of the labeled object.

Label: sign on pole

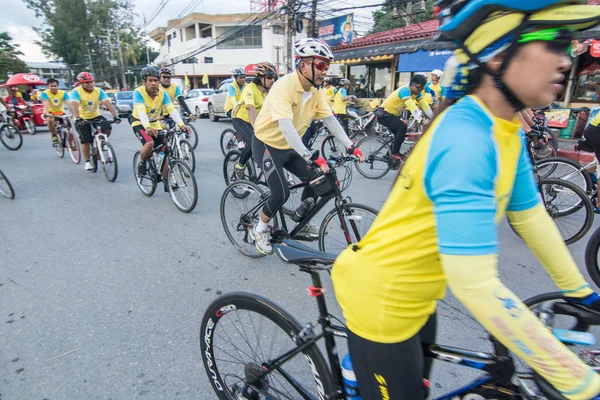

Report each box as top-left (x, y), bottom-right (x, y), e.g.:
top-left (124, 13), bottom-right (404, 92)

top-left (318, 14), bottom-right (354, 46)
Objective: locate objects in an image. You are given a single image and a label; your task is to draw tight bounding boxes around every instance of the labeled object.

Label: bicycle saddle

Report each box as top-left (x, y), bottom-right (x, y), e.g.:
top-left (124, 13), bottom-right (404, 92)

top-left (273, 240), bottom-right (337, 266)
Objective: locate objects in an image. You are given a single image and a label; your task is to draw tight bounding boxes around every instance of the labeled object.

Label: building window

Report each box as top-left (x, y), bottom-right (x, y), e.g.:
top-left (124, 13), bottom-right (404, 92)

top-left (173, 31), bottom-right (177, 38)
top-left (272, 25), bottom-right (284, 35)
top-left (348, 63), bottom-right (392, 98)
top-left (201, 28), bottom-right (212, 38)
top-left (204, 57), bottom-right (213, 64)
top-left (215, 25), bottom-right (262, 49)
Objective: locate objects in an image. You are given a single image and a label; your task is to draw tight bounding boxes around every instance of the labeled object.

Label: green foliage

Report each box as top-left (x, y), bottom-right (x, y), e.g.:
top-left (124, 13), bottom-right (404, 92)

top-left (369, 0), bottom-right (435, 35)
top-left (0, 32), bottom-right (29, 81)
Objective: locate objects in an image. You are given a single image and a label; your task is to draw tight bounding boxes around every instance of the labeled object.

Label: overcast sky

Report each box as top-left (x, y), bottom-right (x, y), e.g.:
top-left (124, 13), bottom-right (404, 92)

top-left (3, 0), bottom-right (382, 62)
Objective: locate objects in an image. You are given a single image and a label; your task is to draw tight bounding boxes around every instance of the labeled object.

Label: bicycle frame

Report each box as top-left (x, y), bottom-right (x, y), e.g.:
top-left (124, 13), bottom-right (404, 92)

top-left (93, 132), bottom-right (110, 164)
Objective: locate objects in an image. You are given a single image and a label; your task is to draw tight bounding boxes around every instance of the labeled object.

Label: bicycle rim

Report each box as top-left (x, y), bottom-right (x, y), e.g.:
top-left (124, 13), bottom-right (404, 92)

top-left (221, 128), bottom-right (238, 156)
top-left (223, 151), bottom-right (253, 198)
top-left (200, 293), bottom-right (335, 400)
top-left (540, 178), bottom-right (594, 245)
top-left (25, 120), bottom-right (35, 135)
top-left (537, 157), bottom-right (592, 194)
top-left (133, 152), bottom-right (157, 196)
top-left (0, 169), bottom-right (15, 199)
top-left (179, 139), bottom-right (196, 172)
top-left (54, 131), bottom-right (65, 158)
top-left (320, 135), bottom-right (344, 160)
top-left (168, 161), bottom-right (198, 213)
top-left (355, 136), bottom-right (391, 179)
top-left (0, 124), bottom-right (23, 151)
top-left (318, 203), bottom-right (378, 254)
top-left (281, 172), bottom-right (303, 217)
top-left (186, 123), bottom-right (198, 150)
top-left (101, 141), bottom-right (118, 182)
top-left (67, 130), bottom-right (81, 164)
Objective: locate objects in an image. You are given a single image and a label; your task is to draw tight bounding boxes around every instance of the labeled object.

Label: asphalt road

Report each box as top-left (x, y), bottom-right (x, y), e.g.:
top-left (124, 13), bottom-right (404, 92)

top-left (1, 117), bottom-right (599, 400)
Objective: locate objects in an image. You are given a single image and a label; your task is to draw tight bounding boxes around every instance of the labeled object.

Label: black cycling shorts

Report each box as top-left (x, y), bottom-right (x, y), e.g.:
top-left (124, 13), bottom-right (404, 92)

top-left (583, 123), bottom-right (600, 162)
top-left (347, 313), bottom-right (437, 400)
top-left (232, 118), bottom-right (254, 165)
top-left (77, 116), bottom-right (110, 144)
top-left (133, 124), bottom-right (165, 148)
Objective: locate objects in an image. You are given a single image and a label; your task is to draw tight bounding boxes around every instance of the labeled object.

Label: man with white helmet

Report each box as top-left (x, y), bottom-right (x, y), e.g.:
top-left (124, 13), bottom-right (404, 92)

top-left (249, 38), bottom-right (364, 255)
top-left (225, 68), bottom-right (246, 119)
top-left (424, 69), bottom-right (446, 108)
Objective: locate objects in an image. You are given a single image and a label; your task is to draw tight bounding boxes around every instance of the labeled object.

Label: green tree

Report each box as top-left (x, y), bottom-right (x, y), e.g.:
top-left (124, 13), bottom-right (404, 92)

top-left (369, 0), bottom-right (434, 35)
top-left (0, 32), bottom-right (30, 81)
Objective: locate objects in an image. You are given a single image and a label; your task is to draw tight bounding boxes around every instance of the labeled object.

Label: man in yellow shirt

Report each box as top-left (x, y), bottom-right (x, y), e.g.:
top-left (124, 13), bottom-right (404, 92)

top-left (333, 78), bottom-right (354, 133)
top-left (232, 62), bottom-right (275, 179)
top-left (159, 67), bottom-right (195, 120)
top-left (225, 68), bottom-right (247, 119)
top-left (249, 38), bottom-right (363, 255)
top-left (40, 78), bottom-right (70, 146)
top-left (323, 77), bottom-right (335, 109)
top-left (69, 71), bottom-right (120, 171)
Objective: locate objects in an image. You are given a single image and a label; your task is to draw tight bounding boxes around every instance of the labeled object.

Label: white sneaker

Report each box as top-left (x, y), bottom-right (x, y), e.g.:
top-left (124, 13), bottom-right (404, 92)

top-left (249, 225), bottom-right (273, 255)
top-left (84, 161), bottom-right (94, 171)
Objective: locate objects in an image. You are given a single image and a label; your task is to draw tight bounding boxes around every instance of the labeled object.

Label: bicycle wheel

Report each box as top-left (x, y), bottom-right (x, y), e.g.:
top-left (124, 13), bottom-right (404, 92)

top-left (281, 171), bottom-right (303, 217)
top-left (318, 203), bottom-right (378, 254)
top-left (178, 139), bottom-right (196, 172)
top-left (185, 123), bottom-right (199, 150)
top-left (355, 136), bottom-right (391, 179)
top-left (54, 130), bottom-right (65, 158)
top-left (66, 128), bottom-right (81, 164)
top-left (585, 227), bottom-right (600, 289)
top-left (167, 160), bottom-right (198, 213)
top-left (100, 141), bottom-right (118, 182)
top-left (221, 180), bottom-right (275, 258)
top-left (25, 119), bottom-right (36, 135)
top-left (133, 151), bottom-right (157, 196)
top-left (220, 128), bottom-right (239, 156)
top-left (0, 124), bottom-right (23, 151)
top-left (0, 168), bottom-right (15, 199)
top-left (200, 292), bottom-right (335, 400)
top-left (537, 157), bottom-right (593, 195)
top-left (320, 135), bottom-right (345, 160)
top-left (529, 139), bottom-right (557, 161)
top-left (223, 150), bottom-right (253, 198)
top-left (540, 178), bottom-right (594, 245)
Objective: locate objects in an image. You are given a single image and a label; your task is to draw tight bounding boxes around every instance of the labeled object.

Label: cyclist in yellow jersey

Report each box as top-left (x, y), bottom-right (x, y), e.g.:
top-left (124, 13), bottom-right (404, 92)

top-left (159, 67), bottom-right (196, 120)
top-left (249, 38), bottom-right (364, 255)
top-left (332, 2), bottom-right (600, 399)
top-left (40, 78), bottom-right (70, 146)
top-left (225, 68), bottom-right (247, 119)
top-left (132, 66), bottom-right (192, 186)
top-left (69, 72), bottom-right (120, 171)
top-left (378, 74), bottom-right (433, 168)
top-left (424, 69), bottom-right (446, 108)
top-left (323, 77), bottom-right (335, 109)
top-left (333, 78), bottom-right (354, 133)
top-left (231, 62), bottom-right (275, 180)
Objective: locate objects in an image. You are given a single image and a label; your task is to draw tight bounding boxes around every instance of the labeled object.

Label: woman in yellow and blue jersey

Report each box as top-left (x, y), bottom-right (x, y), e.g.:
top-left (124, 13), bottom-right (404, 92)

top-left (226, 68), bottom-right (247, 119)
top-left (332, 1), bottom-right (600, 399)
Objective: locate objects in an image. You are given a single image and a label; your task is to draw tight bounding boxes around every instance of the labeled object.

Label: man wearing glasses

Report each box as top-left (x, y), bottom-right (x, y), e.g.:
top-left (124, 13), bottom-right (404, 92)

top-left (248, 38), bottom-right (364, 255)
top-left (159, 67), bottom-right (196, 120)
top-left (377, 74), bottom-right (433, 169)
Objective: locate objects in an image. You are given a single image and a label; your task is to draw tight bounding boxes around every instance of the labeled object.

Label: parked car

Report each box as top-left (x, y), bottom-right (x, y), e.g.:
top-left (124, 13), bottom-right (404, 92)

top-left (101, 92), bottom-right (116, 111)
top-left (112, 91), bottom-right (134, 118)
top-left (207, 78), bottom-right (234, 122)
top-left (184, 89), bottom-right (214, 118)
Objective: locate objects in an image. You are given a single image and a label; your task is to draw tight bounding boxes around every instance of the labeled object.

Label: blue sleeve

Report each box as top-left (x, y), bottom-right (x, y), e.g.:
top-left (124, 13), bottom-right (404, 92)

top-left (507, 131), bottom-right (540, 212)
top-left (228, 85), bottom-right (236, 96)
top-left (440, 86), bottom-right (447, 97)
top-left (63, 92), bottom-right (70, 100)
top-left (399, 86), bottom-right (411, 99)
top-left (424, 118), bottom-right (498, 256)
top-left (98, 89), bottom-right (108, 101)
top-left (40, 91), bottom-right (49, 101)
top-left (175, 86), bottom-right (182, 97)
top-left (162, 93), bottom-right (172, 105)
top-left (70, 90), bottom-right (80, 102)
top-left (340, 88), bottom-right (347, 97)
top-left (133, 90), bottom-right (144, 104)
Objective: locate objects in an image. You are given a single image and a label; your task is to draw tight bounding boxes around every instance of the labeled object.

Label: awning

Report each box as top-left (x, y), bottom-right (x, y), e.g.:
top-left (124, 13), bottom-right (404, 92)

top-left (397, 49), bottom-right (453, 72)
top-left (333, 38), bottom-right (453, 64)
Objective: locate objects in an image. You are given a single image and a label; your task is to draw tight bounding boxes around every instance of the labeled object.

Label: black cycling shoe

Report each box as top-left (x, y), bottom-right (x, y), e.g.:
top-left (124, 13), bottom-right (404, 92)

top-left (138, 161), bottom-right (147, 176)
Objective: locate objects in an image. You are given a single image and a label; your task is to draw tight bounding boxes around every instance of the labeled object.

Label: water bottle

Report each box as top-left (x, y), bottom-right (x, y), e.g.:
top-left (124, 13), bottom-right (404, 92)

top-left (292, 198), bottom-right (314, 222)
top-left (157, 151), bottom-right (165, 168)
top-left (341, 354), bottom-right (361, 399)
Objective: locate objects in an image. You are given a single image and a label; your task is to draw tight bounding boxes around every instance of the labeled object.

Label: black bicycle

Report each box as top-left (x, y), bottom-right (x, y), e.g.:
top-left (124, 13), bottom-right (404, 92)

top-left (52, 115), bottom-right (81, 164)
top-left (220, 155), bottom-right (377, 257)
top-left (80, 120), bottom-right (118, 182)
top-left (201, 240), bottom-right (600, 400)
top-left (133, 129), bottom-right (198, 213)
top-left (0, 168), bottom-right (15, 199)
top-left (220, 127), bottom-right (241, 156)
top-left (0, 119), bottom-right (22, 151)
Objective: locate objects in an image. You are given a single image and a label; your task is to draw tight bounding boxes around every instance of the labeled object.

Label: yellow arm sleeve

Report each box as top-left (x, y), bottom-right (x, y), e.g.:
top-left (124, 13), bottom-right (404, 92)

top-left (164, 103), bottom-right (176, 116)
top-left (403, 98), bottom-right (418, 114)
top-left (442, 253), bottom-right (600, 399)
top-left (507, 204), bottom-right (592, 298)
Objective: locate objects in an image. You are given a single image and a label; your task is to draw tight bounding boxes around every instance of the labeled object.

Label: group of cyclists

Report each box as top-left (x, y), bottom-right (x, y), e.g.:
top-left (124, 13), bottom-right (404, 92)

top-left (5, 0), bottom-right (600, 398)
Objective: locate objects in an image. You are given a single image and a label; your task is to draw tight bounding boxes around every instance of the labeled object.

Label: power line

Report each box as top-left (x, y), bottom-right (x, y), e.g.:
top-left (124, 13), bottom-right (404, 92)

top-left (142, 0), bottom-right (171, 29)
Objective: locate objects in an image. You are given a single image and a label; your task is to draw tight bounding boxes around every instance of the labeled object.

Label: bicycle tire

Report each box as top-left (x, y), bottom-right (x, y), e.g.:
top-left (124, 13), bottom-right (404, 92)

top-left (537, 157), bottom-right (593, 195)
top-left (318, 203), bottom-right (378, 254)
top-left (54, 130), bottom-right (65, 158)
top-left (223, 150), bottom-right (253, 198)
top-left (133, 151), bottom-right (157, 197)
top-left (220, 128), bottom-right (239, 156)
top-left (0, 124), bottom-right (23, 151)
top-left (178, 139), bottom-right (196, 172)
top-left (185, 123), bottom-right (199, 150)
top-left (320, 135), bottom-right (345, 160)
top-left (585, 227), bottom-right (600, 289)
top-left (25, 119), bottom-right (36, 135)
top-left (355, 136), bottom-right (392, 179)
top-left (167, 160), bottom-right (198, 213)
top-left (101, 141), bottom-right (118, 182)
top-left (0, 168), bottom-right (15, 199)
top-left (529, 139), bottom-right (557, 162)
top-left (540, 178), bottom-right (594, 245)
top-left (200, 292), bottom-right (335, 400)
top-left (220, 180), bottom-right (277, 258)
top-left (281, 171), bottom-right (303, 217)
top-left (67, 129), bottom-right (81, 164)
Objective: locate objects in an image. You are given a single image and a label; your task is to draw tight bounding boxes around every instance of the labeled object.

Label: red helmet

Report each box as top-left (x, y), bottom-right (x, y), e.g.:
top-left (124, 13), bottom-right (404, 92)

top-left (77, 72), bottom-right (94, 83)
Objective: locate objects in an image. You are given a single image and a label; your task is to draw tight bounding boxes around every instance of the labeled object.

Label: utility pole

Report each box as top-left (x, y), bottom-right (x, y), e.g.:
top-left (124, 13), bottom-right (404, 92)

top-left (310, 0), bottom-right (317, 38)
top-left (115, 28), bottom-right (127, 89)
top-left (286, 0), bottom-right (294, 73)
top-left (274, 46), bottom-right (283, 74)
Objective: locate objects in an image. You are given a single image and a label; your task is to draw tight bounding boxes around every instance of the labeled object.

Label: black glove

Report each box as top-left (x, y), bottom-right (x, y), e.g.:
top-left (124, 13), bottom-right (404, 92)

top-left (75, 117), bottom-right (84, 126)
top-left (113, 116), bottom-right (121, 124)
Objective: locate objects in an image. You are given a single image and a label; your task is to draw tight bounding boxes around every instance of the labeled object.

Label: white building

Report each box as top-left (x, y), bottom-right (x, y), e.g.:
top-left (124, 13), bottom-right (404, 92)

top-left (26, 61), bottom-right (70, 80)
top-left (150, 12), bottom-right (307, 89)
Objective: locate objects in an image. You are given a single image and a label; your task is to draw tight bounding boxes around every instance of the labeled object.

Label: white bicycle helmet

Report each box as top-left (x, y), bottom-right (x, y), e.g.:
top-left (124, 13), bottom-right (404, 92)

top-left (294, 38), bottom-right (334, 62)
top-left (431, 69), bottom-right (443, 78)
top-left (340, 79), bottom-right (350, 86)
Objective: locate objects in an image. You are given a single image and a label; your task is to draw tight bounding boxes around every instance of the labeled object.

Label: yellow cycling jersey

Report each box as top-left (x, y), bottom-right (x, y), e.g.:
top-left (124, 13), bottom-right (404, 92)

top-left (332, 95), bottom-right (600, 399)
top-left (381, 86), bottom-right (431, 117)
top-left (40, 89), bottom-right (69, 115)
top-left (591, 112), bottom-right (600, 127)
top-left (233, 82), bottom-right (266, 124)
top-left (333, 87), bottom-right (348, 115)
top-left (225, 81), bottom-right (244, 114)
top-left (132, 86), bottom-right (175, 129)
top-left (70, 87), bottom-right (108, 119)
top-left (324, 86), bottom-right (335, 109)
